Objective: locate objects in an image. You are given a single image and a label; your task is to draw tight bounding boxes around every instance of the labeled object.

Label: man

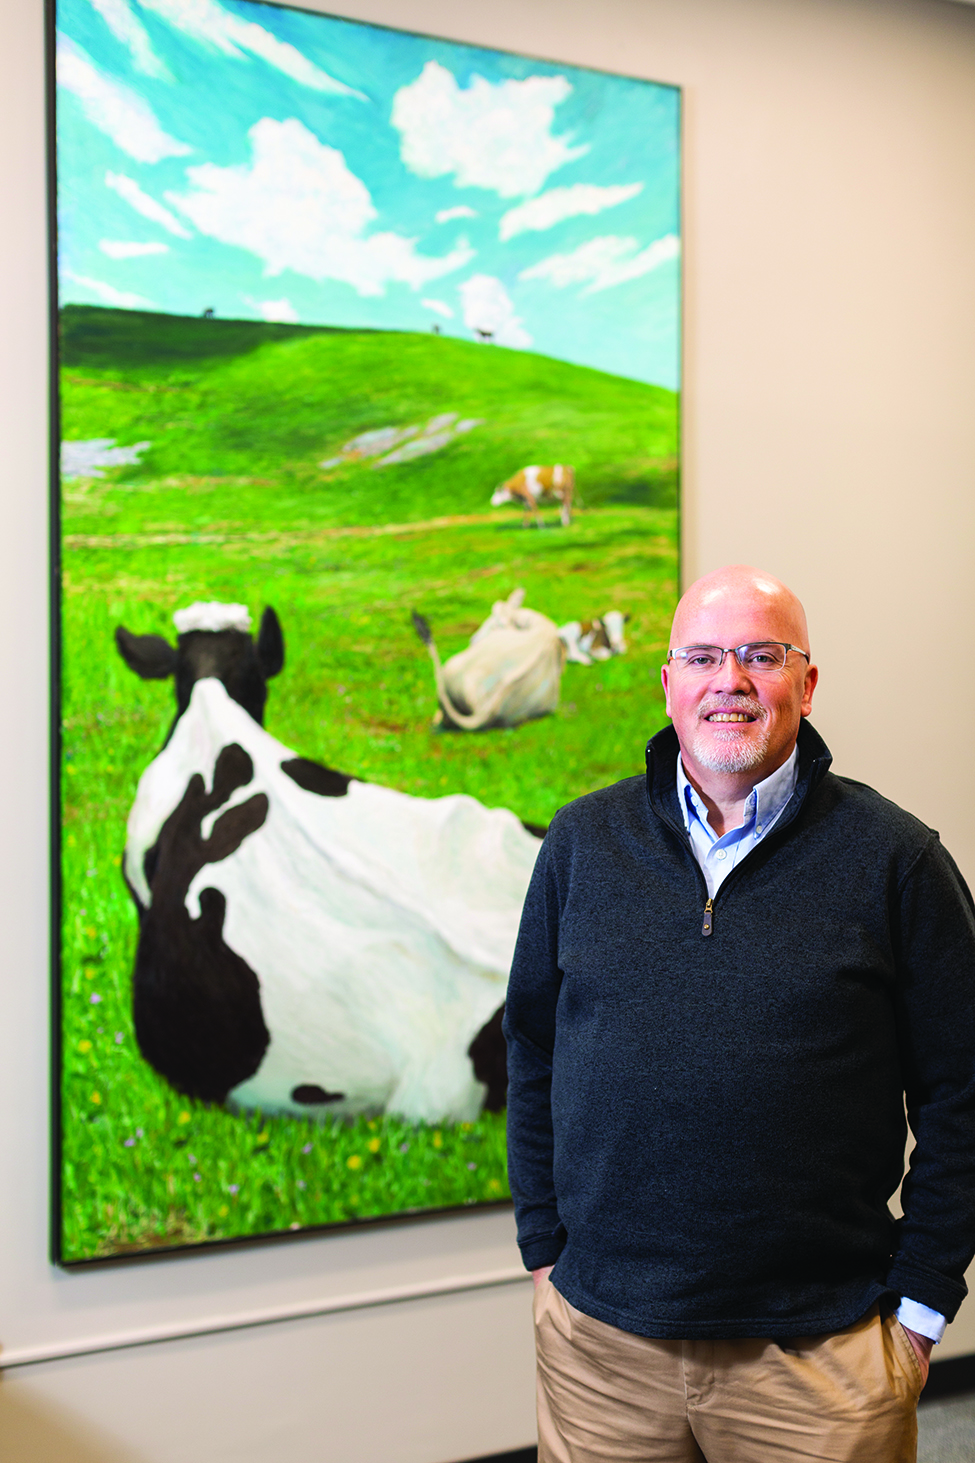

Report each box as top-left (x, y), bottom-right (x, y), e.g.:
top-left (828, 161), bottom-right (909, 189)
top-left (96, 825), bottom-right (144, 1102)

top-left (503, 565), bottom-right (975, 1462)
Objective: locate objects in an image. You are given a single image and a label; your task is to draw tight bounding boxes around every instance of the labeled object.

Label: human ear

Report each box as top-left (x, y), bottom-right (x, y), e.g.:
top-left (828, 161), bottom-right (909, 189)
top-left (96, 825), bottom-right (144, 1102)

top-left (799, 662), bottom-right (819, 718)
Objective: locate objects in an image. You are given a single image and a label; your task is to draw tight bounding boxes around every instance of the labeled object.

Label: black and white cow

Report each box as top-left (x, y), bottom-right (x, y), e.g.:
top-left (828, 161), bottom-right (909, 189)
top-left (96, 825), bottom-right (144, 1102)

top-left (116, 601), bottom-right (541, 1123)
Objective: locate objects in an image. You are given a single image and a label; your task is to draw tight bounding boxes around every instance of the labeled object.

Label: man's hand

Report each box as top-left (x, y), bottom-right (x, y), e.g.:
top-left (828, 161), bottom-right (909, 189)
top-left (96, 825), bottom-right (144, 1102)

top-left (532, 1265), bottom-right (554, 1289)
top-left (901, 1325), bottom-right (933, 1387)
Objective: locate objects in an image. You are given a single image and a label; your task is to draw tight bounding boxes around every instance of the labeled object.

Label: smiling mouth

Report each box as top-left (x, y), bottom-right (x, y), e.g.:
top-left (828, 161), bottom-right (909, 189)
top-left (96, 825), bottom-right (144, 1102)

top-left (706, 712), bottom-right (755, 723)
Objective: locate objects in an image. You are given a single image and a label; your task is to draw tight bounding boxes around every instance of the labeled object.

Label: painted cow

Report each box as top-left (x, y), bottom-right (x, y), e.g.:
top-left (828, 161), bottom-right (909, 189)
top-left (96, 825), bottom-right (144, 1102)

top-left (413, 589), bottom-right (566, 731)
top-left (558, 611), bottom-right (631, 665)
top-left (116, 601), bottom-right (542, 1123)
top-left (490, 464), bottom-right (575, 527)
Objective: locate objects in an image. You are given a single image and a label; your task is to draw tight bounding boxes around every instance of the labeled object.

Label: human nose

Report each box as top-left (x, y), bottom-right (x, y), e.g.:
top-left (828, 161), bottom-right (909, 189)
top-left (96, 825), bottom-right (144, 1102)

top-left (709, 648), bottom-right (754, 693)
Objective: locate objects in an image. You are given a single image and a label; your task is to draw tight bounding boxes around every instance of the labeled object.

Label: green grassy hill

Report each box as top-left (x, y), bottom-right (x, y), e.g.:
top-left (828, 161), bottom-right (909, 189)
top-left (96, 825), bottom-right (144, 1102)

top-left (60, 304), bottom-right (678, 537)
top-left (58, 306), bottom-right (680, 1261)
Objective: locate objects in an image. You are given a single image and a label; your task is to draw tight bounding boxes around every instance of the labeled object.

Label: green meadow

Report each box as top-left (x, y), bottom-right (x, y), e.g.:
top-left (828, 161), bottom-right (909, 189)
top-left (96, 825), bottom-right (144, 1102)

top-left (59, 306), bottom-right (679, 1262)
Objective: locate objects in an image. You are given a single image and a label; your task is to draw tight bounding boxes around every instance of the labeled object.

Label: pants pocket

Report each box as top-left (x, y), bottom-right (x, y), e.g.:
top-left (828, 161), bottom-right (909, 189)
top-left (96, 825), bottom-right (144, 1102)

top-left (889, 1316), bottom-right (925, 1395)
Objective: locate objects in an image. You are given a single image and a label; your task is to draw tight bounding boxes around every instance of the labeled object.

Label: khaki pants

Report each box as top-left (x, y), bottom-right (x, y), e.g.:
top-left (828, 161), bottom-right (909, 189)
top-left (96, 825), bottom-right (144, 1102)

top-left (534, 1280), bottom-right (923, 1463)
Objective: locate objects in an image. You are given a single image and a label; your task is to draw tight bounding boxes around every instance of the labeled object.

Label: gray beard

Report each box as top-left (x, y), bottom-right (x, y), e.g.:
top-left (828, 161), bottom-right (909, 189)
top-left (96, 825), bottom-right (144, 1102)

top-left (689, 720), bottom-right (771, 773)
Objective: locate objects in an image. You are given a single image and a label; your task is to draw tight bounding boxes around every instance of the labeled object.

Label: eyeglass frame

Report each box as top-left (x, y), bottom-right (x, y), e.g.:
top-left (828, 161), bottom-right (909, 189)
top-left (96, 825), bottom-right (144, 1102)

top-left (667, 641), bottom-right (811, 673)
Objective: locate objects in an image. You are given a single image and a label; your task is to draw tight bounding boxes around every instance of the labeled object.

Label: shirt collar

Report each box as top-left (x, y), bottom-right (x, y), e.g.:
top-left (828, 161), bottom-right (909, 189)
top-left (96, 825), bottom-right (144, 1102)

top-left (677, 744), bottom-right (800, 837)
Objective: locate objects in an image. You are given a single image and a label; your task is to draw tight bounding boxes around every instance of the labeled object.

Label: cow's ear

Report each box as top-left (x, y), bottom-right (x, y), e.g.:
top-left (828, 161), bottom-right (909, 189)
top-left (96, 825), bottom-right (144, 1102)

top-left (257, 607), bottom-right (284, 679)
top-left (115, 626), bottom-right (177, 680)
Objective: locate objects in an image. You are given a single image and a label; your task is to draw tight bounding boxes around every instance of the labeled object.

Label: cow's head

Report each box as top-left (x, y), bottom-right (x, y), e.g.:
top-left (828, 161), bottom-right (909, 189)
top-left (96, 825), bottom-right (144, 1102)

top-left (115, 602), bottom-right (284, 727)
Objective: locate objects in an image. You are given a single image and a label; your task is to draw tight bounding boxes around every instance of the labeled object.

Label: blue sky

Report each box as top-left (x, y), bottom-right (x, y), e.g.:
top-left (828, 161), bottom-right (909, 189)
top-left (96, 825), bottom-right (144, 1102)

top-left (55, 0), bottom-right (681, 388)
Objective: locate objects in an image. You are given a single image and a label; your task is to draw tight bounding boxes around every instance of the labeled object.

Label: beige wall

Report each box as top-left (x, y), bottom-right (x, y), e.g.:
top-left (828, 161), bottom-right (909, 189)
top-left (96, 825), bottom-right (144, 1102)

top-left (3, 0), bottom-right (975, 1457)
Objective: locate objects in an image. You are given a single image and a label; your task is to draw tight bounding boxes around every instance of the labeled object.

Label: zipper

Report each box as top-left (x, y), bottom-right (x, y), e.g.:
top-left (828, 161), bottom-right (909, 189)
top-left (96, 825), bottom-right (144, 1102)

top-left (649, 784), bottom-right (806, 941)
top-left (645, 742), bottom-right (831, 942)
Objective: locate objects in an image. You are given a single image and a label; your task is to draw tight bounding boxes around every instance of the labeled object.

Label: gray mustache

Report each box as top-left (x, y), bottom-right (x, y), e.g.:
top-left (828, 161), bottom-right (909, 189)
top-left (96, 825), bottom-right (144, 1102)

top-left (698, 697), bottom-right (766, 720)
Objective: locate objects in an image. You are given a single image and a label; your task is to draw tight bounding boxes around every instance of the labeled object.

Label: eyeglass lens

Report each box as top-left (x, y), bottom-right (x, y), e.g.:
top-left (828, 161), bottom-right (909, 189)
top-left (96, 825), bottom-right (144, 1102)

top-left (672, 643), bottom-right (789, 672)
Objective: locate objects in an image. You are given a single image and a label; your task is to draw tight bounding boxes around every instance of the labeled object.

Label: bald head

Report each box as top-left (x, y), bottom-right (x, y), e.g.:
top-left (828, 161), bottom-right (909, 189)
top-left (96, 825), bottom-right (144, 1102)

top-left (662, 565), bottom-right (818, 792)
top-left (670, 566), bottom-right (810, 654)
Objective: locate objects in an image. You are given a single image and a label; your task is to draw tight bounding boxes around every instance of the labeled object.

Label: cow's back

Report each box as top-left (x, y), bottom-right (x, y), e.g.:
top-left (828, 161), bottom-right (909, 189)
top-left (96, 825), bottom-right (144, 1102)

top-left (442, 626), bottom-right (565, 728)
top-left (124, 679), bottom-right (541, 1121)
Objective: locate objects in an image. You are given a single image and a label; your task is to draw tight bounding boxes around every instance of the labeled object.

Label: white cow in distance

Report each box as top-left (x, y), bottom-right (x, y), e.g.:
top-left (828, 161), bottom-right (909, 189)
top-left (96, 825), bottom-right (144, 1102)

top-left (117, 602), bottom-right (541, 1124)
top-left (413, 589), bottom-right (567, 731)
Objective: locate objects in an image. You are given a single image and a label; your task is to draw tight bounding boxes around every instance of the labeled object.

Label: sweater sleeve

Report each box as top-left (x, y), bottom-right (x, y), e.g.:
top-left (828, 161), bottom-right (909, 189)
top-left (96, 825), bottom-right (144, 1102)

top-left (887, 837), bottom-right (975, 1321)
top-left (502, 828), bottom-right (567, 1272)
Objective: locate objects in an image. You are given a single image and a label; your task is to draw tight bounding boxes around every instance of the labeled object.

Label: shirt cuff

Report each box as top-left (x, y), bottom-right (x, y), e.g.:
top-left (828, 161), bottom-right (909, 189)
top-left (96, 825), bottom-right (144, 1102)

top-left (896, 1297), bottom-right (946, 1343)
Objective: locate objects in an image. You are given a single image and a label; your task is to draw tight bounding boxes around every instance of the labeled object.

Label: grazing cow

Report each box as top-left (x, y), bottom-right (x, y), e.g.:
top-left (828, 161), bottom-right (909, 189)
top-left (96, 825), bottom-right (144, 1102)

top-left (491, 464), bottom-right (575, 527)
top-left (558, 611), bottom-right (631, 665)
top-left (413, 589), bottom-right (567, 731)
top-left (116, 601), bottom-right (542, 1123)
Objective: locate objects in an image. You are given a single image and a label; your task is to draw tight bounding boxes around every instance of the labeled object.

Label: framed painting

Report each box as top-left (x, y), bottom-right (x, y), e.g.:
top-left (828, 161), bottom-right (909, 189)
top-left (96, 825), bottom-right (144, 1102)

top-left (51, 0), bottom-right (681, 1263)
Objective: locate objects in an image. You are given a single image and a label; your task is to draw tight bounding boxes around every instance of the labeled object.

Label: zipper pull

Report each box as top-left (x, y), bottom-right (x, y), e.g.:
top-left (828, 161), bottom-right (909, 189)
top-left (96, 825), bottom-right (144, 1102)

top-left (702, 898), bottom-right (713, 936)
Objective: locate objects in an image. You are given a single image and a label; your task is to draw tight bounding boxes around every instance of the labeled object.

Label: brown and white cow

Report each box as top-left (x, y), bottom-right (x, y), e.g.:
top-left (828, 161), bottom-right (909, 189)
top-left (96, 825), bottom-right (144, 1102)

top-left (491, 464), bottom-right (575, 527)
top-left (558, 611), bottom-right (631, 665)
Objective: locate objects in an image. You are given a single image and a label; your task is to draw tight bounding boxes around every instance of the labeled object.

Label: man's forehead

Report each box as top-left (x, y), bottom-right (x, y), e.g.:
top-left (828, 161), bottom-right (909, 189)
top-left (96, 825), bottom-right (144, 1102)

top-left (672, 603), bottom-right (800, 646)
top-left (670, 574), bottom-right (808, 649)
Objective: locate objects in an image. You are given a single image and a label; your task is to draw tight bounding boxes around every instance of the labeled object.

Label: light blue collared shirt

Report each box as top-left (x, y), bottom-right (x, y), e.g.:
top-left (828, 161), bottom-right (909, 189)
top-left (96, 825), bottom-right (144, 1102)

top-left (676, 743), bottom-right (945, 1344)
top-left (677, 747), bottom-right (798, 899)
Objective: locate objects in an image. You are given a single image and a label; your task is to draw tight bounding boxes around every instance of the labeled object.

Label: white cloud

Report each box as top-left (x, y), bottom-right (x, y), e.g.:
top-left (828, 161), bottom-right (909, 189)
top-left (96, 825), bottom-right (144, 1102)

top-left (137, 0), bottom-right (367, 98)
top-left (56, 34), bottom-right (191, 163)
top-left (243, 295), bottom-right (299, 323)
top-left (421, 298), bottom-right (454, 319)
top-left (435, 205), bottom-right (477, 224)
top-left (105, 170), bottom-right (193, 237)
top-left (391, 61), bottom-right (587, 199)
top-left (519, 232), bottom-right (680, 295)
top-left (99, 238), bottom-right (170, 258)
top-left (87, 0), bottom-right (171, 78)
top-left (459, 275), bottom-right (531, 349)
top-left (63, 271), bottom-right (154, 308)
top-left (167, 117), bottom-right (475, 298)
top-left (499, 182), bottom-right (644, 242)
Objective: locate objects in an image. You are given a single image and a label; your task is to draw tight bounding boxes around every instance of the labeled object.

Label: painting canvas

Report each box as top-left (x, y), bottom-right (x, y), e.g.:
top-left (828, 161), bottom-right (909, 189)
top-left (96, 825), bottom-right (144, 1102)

top-left (52, 0), bottom-right (681, 1263)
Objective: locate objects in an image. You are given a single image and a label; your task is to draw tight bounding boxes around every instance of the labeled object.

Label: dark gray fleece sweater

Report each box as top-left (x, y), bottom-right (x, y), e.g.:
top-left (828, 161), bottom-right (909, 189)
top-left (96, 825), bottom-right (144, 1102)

top-left (503, 720), bottom-right (975, 1339)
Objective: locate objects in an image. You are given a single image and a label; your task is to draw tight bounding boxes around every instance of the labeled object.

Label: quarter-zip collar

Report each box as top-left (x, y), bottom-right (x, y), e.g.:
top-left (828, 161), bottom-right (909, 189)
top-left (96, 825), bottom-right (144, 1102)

top-left (645, 719), bottom-right (834, 846)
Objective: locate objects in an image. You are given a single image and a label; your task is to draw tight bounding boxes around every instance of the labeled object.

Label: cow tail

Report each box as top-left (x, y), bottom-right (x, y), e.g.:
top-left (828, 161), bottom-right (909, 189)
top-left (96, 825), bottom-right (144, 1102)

top-left (443, 648), bottom-right (560, 732)
top-left (413, 612), bottom-right (497, 730)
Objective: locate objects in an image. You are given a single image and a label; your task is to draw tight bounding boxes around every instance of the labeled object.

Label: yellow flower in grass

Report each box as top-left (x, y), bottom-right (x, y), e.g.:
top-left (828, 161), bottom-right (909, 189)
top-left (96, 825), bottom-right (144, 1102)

top-left (77, 1039), bottom-right (92, 1054)
top-left (347, 1154), bottom-right (363, 1171)
top-left (177, 1110), bottom-right (191, 1125)
top-left (487, 1178), bottom-right (502, 1193)
top-left (90, 1090), bottom-right (101, 1105)
top-left (255, 1131), bottom-right (270, 1147)
top-left (367, 1137), bottom-right (381, 1154)
top-left (432, 1132), bottom-right (443, 1149)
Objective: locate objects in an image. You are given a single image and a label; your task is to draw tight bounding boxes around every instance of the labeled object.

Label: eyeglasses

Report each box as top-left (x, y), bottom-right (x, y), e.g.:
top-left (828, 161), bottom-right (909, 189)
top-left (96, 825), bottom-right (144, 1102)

top-left (667, 642), bottom-right (810, 674)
